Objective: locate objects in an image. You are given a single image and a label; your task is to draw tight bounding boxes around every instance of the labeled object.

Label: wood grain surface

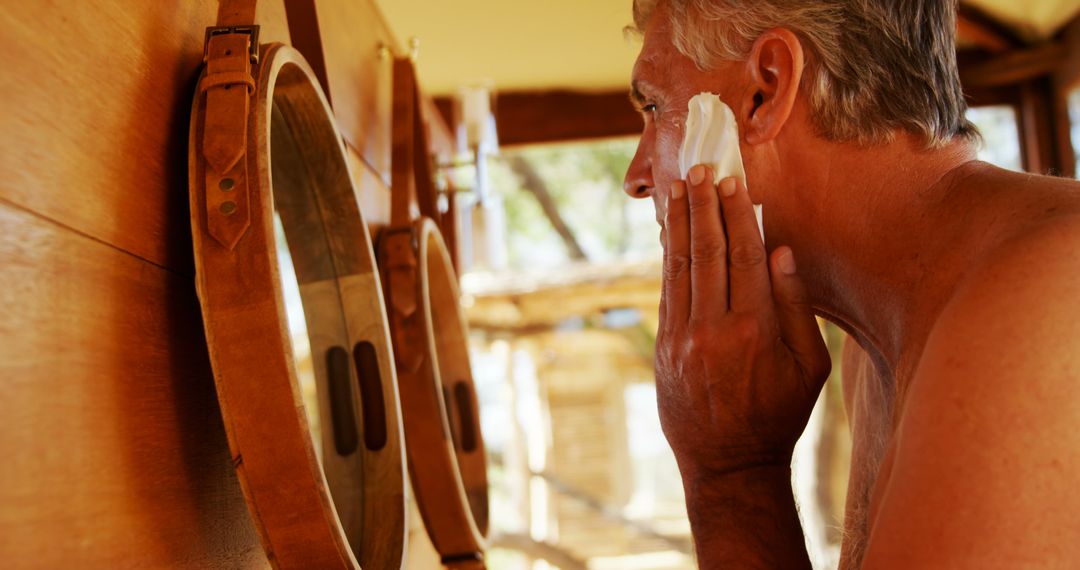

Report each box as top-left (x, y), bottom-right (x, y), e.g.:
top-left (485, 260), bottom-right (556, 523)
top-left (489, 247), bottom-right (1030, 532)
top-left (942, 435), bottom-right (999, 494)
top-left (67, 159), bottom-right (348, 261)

top-left (0, 201), bottom-right (268, 568)
top-left (0, 0), bottom-right (451, 566)
top-left (0, 1), bottom-right (300, 566)
top-left (0, 1), bottom-right (291, 273)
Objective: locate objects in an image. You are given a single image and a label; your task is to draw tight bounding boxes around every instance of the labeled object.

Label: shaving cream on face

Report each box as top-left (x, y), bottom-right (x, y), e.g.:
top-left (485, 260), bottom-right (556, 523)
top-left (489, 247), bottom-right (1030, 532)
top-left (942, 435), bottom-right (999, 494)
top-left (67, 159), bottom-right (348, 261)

top-left (678, 92), bottom-right (763, 241)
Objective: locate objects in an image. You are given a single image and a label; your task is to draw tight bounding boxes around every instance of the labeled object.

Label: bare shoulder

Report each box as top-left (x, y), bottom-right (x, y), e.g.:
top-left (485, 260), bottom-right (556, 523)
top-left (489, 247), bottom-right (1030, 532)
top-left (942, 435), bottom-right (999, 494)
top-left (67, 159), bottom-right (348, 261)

top-left (936, 169), bottom-right (1080, 360)
top-left (861, 197), bottom-right (1080, 566)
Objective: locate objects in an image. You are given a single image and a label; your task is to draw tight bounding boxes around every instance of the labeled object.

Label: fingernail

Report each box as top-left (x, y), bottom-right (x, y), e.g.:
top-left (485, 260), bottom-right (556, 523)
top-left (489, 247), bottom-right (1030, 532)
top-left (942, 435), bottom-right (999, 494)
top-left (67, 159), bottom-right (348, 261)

top-left (688, 165), bottom-right (706, 186)
top-left (719, 178), bottom-right (737, 197)
top-left (778, 248), bottom-right (797, 275)
top-left (671, 181), bottom-right (685, 200)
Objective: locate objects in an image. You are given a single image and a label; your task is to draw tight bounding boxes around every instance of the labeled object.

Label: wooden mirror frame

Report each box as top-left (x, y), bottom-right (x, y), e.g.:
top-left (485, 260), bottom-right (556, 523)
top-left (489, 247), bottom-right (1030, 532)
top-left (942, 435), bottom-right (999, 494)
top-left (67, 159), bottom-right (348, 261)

top-left (189, 43), bottom-right (407, 569)
top-left (379, 58), bottom-right (490, 568)
top-left (379, 219), bottom-right (490, 566)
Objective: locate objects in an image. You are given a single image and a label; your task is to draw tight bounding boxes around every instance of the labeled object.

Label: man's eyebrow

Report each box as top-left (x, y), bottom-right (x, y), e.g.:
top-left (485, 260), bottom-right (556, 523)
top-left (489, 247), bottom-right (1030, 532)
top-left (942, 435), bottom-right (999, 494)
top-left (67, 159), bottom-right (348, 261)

top-left (629, 79), bottom-right (656, 106)
top-left (629, 81), bottom-right (646, 105)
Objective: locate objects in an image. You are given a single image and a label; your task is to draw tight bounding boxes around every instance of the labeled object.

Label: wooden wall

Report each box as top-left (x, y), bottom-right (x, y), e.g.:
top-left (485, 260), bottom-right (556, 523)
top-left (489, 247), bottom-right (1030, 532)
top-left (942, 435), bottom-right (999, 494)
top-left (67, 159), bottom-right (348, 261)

top-left (0, 1), bottom-right (401, 566)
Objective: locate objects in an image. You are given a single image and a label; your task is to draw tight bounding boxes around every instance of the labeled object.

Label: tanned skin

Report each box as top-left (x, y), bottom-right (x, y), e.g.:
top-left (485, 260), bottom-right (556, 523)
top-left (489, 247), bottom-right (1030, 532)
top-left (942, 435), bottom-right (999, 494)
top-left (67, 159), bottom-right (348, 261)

top-left (624, 3), bottom-right (1080, 568)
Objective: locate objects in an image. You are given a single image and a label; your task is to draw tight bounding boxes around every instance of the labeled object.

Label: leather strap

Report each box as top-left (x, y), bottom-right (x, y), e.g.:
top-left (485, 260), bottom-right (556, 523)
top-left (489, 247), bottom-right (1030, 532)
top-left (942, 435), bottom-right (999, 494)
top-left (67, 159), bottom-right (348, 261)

top-left (216, 0), bottom-right (257, 28)
top-left (199, 0), bottom-right (259, 250)
top-left (383, 59), bottom-right (424, 333)
top-left (390, 58), bottom-right (441, 227)
top-left (390, 58), bottom-right (417, 228)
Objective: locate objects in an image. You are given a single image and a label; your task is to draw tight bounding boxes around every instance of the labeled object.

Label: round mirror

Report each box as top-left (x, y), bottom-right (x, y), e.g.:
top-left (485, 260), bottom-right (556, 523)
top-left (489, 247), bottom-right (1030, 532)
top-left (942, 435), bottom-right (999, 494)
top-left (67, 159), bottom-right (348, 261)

top-left (190, 43), bottom-right (408, 570)
top-left (379, 219), bottom-right (489, 563)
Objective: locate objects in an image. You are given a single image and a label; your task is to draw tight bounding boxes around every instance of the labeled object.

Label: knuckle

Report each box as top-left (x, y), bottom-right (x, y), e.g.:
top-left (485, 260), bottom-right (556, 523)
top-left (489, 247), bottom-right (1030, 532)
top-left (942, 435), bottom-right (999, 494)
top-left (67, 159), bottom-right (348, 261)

top-left (686, 328), bottom-right (715, 353)
top-left (729, 313), bottom-right (762, 346)
top-left (687, 311), bottom-right (710, 330)
top-left (690, 240), bottom-right (726, 264)
top-left (664, 254), bottom-right (691, 280)
top-left (691, 253), bottom-right (725, 274)
top-left (729, 243), bottom-right (766, 269)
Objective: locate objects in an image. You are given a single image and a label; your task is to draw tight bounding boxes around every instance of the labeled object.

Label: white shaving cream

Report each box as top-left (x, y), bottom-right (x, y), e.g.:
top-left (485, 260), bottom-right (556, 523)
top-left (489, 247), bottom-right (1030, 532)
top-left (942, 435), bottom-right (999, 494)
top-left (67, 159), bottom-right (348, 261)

top-left (678, 92), bottom-right (763, 241)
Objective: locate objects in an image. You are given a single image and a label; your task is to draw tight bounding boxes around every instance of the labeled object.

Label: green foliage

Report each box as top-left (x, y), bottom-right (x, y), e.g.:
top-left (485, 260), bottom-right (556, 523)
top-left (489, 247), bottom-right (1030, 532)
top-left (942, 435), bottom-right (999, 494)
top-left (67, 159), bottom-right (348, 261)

top-left (492, 137), bottom-right (661, 271)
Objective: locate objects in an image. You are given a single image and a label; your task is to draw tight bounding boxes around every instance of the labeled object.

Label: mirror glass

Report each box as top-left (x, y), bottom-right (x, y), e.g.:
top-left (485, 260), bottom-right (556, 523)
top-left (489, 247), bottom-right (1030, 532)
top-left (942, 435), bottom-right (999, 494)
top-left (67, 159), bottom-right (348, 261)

top-left (274, 212), bottom-right (324, 465)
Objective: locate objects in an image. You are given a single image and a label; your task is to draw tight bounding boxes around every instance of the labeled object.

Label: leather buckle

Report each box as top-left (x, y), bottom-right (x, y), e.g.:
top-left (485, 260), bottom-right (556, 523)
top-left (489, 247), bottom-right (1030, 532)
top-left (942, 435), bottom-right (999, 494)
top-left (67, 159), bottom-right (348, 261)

top-left (382, 224), bottom-right (420, 253)
top-left (204, 25), bottom-right (260, 63)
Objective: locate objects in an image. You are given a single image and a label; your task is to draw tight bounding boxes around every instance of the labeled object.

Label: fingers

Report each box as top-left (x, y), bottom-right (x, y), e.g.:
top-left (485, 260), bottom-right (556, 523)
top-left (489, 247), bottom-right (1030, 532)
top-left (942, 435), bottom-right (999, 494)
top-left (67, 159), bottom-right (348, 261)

top-left (718, 178), bottom-right (771, 313)
top-left (662, 181), bottom-right (691, 329)
top-left (769, 247), bottom-right (832, 384)
top-left (686, 165), bottom-right (728, 319)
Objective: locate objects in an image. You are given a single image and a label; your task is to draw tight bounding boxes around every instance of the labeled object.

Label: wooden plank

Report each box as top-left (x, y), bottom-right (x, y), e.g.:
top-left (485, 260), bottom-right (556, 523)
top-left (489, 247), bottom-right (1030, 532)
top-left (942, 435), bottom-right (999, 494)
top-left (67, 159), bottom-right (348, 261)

top-left (287, 0), bottom-right (399, 184)
top-left (0, 1), bottom-right (292, 273)
top-left (957, 5), bottom-right (1020, 54)
top-left (1052, 15), bottom-right (1080, 179)
top-left (434, 90), bottom-right (642, 147)
top-left (0, 201), bottom-right (266, 568)
top-left (1018, 78), bottom-right (1071, 176)
top-left (959, 42), bottom-right (1069, 88)
top-left (1055, 15), bottom-right (1080, 91)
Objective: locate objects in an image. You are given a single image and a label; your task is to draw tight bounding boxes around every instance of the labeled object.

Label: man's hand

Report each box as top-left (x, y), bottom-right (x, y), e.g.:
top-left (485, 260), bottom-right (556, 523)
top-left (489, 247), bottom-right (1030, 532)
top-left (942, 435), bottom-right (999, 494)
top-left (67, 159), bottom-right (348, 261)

top-left (656, 165), bottom-right (831, 567)
top-left (657, 165), bottom-right (831, 478)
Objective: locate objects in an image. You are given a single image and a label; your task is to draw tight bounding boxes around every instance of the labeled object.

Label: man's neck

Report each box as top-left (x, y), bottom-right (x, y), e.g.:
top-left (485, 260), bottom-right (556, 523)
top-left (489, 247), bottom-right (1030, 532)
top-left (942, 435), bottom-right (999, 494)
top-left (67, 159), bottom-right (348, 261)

top-left (779, 135), bottom-right (981, 379)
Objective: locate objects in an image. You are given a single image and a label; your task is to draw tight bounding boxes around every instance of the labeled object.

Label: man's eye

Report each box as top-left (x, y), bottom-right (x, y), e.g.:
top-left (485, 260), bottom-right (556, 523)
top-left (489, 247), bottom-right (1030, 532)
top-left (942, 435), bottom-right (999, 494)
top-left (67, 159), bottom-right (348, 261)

top-left (643, 104), bottom-right (657, 114)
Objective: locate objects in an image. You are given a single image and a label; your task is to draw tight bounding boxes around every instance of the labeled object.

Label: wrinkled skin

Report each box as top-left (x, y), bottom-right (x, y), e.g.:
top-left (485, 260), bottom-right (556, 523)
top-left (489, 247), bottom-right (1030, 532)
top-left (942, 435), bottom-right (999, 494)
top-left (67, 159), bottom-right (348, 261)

top-left (653, 171), bottom-right (831, 479)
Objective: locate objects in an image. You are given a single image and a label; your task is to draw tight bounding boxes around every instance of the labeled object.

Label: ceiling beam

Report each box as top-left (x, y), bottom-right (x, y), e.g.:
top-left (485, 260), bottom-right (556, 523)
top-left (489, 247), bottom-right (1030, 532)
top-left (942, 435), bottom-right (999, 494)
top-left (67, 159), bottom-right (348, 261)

top-left (435, 90), bottom-right (642, 147)
top-left (957, 4), bottom-right (1022, 53)
top-left (960, 42), bottom-right (1069, 88)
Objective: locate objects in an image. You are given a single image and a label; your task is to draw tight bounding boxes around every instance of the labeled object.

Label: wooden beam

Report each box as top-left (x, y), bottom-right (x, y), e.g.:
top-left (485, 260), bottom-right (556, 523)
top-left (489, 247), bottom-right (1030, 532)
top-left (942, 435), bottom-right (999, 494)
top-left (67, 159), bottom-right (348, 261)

top-left (960, 42), bottom-right (1069, 88)
top-left (957, 5), bottom-right (1021, 54)
top-left (1016, 77), bottom-right (1075, 177)
top-left (436, 90), bottom-right (642, 147)
top-left (1055, 14), bottom-right (1080, 91)
top-left (1051, 14), bottom-right (1080, 178)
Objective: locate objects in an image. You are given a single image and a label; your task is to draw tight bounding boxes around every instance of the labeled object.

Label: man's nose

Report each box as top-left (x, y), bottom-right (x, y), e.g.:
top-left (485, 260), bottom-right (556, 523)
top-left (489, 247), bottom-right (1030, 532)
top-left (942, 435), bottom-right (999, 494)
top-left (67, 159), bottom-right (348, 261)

top-left (623, 140), bottom-right (654, 199)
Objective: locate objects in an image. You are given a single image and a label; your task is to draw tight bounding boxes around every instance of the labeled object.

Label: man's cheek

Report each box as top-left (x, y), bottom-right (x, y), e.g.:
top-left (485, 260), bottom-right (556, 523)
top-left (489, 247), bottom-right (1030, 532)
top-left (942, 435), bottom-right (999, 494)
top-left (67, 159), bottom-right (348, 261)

top-left (654, 124), bottom-right (685, 186)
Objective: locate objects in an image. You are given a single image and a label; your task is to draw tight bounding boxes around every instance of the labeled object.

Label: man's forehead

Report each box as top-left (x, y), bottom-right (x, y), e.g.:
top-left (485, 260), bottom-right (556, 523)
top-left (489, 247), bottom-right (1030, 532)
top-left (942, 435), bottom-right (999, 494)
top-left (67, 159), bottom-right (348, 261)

top-left (630, 4), bottom-right (678, 92)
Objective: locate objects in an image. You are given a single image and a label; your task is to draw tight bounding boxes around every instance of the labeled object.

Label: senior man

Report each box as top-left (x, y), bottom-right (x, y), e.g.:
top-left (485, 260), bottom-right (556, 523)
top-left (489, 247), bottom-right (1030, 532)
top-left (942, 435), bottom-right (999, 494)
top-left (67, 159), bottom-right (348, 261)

top-left (623, 0), bottom-right (1080, 567)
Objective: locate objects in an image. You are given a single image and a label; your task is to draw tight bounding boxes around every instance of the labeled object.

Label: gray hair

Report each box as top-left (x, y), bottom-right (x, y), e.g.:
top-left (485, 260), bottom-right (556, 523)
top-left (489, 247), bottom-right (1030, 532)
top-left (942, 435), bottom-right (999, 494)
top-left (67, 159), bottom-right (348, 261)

top-left (632, 0), bottom-right (979, 147)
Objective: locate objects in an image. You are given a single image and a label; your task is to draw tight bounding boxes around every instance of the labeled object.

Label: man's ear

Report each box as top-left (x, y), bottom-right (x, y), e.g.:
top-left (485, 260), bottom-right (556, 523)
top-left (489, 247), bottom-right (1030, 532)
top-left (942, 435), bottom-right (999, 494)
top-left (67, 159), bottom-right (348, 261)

top-left (742, 28), bottom-right (805, 145)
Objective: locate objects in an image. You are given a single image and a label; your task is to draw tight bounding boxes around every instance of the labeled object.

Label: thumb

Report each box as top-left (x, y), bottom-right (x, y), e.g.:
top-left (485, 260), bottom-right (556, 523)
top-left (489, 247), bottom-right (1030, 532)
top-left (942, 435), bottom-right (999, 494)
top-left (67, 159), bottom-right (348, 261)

top-left (769, 246), bottom-right (831, 383)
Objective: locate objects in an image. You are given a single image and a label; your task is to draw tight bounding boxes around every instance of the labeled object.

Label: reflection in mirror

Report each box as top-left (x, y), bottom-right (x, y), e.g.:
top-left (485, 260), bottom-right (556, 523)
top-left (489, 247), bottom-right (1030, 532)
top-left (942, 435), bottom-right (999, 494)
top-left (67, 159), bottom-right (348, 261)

top-left (274, 212), bottom-right (323, 465)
